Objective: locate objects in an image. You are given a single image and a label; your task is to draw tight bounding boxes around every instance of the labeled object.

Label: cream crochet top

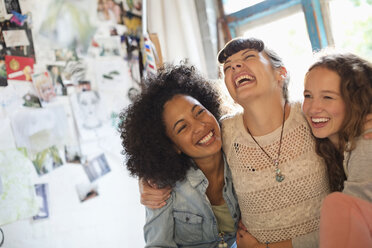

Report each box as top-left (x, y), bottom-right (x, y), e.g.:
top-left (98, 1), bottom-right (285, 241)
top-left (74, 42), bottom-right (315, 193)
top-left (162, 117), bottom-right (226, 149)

top-left (221, 102), bottom-right (330, 243)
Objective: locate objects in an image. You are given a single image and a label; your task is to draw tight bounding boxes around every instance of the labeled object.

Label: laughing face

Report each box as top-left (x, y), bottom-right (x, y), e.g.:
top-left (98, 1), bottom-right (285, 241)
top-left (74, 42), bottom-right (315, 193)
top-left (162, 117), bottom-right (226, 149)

top-left (162, 94), bottom-right (222, 163)
top-left (222, 49), bottom-right (282, 104)
top-left (302, 66), bottom-right (346, 145)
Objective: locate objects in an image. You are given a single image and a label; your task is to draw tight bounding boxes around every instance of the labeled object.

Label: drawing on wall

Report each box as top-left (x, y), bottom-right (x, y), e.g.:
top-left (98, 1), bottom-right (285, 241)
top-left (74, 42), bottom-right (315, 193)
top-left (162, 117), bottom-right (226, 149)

top-left (0, 149), bottom-right (39, 226)
top-left (32, 71), bottom-right (56, 104)
top-left (83, 153), bottom-right (110, 182)
top-left (11, 106), bottom-right (69, 154)
top-left (32, 146), bottom-right (63, 176)
top-left (33, 183), bottom-right (49, 220)
top-left (70, 90), bottom-right (112, 141)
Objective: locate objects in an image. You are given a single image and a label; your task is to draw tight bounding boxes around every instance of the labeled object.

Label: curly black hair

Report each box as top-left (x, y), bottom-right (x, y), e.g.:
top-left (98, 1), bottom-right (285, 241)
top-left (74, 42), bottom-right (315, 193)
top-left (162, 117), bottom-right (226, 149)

top-left (119, 63), bottom-right (222, 187)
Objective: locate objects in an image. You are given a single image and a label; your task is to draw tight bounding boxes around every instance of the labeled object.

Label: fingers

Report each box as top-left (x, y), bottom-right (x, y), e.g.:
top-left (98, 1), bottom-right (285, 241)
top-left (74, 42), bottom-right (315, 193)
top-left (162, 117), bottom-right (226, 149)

top-left (138, 178), bottom-right (172, 209)
top-left (238, 219), bottom-right (248, 232)
top-left (363, 113), bottom-right (372, 132)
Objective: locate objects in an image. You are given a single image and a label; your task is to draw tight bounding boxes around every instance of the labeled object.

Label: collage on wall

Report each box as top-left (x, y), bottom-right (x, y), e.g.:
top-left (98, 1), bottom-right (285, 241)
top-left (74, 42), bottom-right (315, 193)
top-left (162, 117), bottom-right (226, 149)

top-left (0, 0), bottom-right (156, 227)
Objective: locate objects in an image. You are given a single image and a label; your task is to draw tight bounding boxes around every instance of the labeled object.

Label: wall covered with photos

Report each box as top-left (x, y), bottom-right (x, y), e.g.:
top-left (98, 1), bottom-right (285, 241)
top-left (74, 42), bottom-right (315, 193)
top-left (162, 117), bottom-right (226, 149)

top-left (0, 0), bottom-right (149, 247)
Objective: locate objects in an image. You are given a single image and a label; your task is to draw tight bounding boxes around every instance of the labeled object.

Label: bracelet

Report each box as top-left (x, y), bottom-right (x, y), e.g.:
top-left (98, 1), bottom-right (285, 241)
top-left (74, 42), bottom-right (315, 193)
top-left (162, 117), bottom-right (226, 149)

top-left (265, 241), bottom-right (270, 248)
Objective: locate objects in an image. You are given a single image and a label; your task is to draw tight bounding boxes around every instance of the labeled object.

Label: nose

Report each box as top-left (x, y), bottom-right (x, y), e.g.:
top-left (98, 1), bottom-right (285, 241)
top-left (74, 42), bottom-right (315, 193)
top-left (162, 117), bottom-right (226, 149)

top-left (307, 99), bottom-right (323, 115)
top-left (192, 120), bottom-right (205, 134)
top-left (231, 60), bottom-right (243, 71)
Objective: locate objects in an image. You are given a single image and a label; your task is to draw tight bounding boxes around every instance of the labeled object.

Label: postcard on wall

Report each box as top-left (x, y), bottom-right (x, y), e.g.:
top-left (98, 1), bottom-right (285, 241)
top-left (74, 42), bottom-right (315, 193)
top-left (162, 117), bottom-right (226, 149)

top-left (83, 153), bottom-right (110, 182)
top-left (64, 144), bottom-right (82, 164)
top-left (46, 64), bottom-right (67, 96)
top-left (32, 71), bottom-right (56, 105)
top-left (32, 146), bottom-right (63, 176)
top-left (0, 149), bottom-right (39, 226)
top-left (5, 55), bottom-right (34, 81)
top-left (33, 183), bottom-right (49, 220)
top-left (75, 182), bottom-right (99, 202)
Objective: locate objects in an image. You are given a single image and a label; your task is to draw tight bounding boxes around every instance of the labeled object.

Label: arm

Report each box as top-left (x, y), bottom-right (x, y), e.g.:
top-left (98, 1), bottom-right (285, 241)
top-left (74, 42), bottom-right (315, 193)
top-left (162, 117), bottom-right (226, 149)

top-left (139, 178), bottom-right (172, 209)
top-left (144, 193), bottom-right (177, 248)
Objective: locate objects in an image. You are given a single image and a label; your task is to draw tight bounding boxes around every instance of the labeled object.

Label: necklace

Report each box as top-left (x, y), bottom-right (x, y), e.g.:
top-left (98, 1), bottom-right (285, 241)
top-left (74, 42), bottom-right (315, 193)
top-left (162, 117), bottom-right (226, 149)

top-left (246, 102), bottom-right (287, 182)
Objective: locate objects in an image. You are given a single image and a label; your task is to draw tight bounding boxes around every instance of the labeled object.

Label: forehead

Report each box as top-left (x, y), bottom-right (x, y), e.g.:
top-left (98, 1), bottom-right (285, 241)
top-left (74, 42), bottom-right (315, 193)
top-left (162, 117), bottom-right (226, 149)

top-left (306, 67), bottom-right (341, 88)
top-left (164, 95), bottom-right (200, 113)
top-left (224, 48), bottom-right (262, 63)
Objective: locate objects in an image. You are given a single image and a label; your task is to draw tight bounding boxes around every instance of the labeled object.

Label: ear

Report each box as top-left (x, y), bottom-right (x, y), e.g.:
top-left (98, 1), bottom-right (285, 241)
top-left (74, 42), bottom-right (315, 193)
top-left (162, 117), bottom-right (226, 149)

top-left (276, 66), bottom-right (287, 85)
top-left (173, 144), bottom-right (182, 155)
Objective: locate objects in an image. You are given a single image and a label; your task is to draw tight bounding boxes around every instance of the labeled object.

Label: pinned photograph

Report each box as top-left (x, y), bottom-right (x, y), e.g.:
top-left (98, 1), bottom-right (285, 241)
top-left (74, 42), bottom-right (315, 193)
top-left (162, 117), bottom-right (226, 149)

top-left (64, 144), bottom-right (82, 164)
top-left (83, 154), bottom-right (110, 182)
top-left (32, 71), bottom-right (56, 104)
top-left (33, 183), bottom-right (49, 220)
top-left (76, 182), bottom-right (99, 202)
top-left (46, 65), bottom-right (67, 96)
top-left (32, 146), bottom-right (63, 176)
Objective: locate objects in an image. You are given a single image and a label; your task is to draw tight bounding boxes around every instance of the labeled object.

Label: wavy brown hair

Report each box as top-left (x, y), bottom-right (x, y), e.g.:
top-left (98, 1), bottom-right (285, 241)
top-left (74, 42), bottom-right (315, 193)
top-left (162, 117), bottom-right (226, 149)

top-left (118, 63), bottom-right (222, 187)
top-left (307, 53), bottom-right (372, 192)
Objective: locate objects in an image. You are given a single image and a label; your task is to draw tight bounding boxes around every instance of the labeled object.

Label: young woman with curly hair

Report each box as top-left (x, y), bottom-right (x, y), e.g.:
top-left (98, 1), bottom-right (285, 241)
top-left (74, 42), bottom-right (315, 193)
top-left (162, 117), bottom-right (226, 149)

top-left (302, 52), bottom-right (372, 248)
top-left (119, 63), bottom-right (240, 247)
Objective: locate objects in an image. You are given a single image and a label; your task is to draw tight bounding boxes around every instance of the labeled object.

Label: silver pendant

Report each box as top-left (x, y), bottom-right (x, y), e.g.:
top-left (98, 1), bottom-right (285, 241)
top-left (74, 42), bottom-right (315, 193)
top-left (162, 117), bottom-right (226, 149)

top-left (275, 168), bottom-right (285, 182)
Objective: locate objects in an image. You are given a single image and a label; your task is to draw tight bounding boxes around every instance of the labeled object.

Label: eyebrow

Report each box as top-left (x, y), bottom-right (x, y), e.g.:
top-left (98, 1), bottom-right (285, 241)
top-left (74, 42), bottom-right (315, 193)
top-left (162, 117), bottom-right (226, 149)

top-left (304, 89), bottom-right (341, 95)
top-left (224, 49), bottom-right (254, 64)
top-left (172, 104), bottom-right (199, 131)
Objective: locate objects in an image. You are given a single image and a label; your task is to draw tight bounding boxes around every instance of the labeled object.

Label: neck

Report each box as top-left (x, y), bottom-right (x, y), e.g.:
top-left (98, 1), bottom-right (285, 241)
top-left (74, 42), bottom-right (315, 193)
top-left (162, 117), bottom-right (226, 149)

top-left (195, 151), bottom-right (225, 205)
top-left (195, 151), bottom-right (224, 180)
top-left (242, 96), bottom-right (289, 136)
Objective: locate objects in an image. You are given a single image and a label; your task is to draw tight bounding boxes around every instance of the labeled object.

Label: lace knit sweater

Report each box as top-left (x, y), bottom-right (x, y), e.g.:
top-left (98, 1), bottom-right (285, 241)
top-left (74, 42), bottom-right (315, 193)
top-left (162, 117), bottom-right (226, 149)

top-left (221, 102), bottom-right (330, 245)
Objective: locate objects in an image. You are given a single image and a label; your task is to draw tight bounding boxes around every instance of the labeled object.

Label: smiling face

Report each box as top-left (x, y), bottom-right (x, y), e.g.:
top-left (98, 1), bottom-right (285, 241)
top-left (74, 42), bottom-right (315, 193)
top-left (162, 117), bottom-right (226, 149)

top-left (222, 49), bottom-right (283, 105)
top-left (162, 94), bottom-right (222, 163)
top-left (302, 66), bottom-right (346, 145)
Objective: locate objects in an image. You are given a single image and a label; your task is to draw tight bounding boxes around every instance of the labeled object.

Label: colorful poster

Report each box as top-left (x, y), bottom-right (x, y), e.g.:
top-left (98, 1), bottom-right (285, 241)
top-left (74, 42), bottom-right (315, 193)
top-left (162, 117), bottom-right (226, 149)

top-left (5, 55), bottom-right (34, 81)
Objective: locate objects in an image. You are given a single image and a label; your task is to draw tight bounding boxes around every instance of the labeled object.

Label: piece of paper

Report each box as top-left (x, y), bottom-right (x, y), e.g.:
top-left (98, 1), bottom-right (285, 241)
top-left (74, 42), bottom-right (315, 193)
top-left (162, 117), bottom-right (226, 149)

top-left (2, 29), bottom-right (29, 47)
top-left (0, 117), bottom-right (16, 150)
top-left (0, 149), bottom-right (39, 226)
top-left (11, 105), bottom-right (68, 154)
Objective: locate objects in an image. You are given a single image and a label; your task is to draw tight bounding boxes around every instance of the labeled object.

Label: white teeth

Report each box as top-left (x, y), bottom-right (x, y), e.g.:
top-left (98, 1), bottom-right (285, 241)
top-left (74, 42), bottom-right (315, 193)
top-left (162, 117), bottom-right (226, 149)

top-left (198, 131), bottom-right (213, 144)
top-left (234, 75), bottom-right (254, 86)
top-left (312, 117), bottom-right (329, 123)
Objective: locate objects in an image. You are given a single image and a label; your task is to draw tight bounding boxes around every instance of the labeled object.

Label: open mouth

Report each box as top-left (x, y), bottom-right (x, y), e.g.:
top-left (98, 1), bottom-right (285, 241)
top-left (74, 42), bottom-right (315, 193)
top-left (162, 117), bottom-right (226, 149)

top-left (311, 117), bottom-right (330, 127)
top-left (197, 131), bottom-right (214, 145)
top-left (234, 74), bottom-right (255, 87)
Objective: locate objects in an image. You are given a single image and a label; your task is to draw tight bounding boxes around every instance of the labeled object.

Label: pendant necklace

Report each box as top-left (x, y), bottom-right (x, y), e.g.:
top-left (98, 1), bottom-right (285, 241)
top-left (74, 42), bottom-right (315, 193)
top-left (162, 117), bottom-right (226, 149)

top-left (246, 102), bottom-right (287, 182)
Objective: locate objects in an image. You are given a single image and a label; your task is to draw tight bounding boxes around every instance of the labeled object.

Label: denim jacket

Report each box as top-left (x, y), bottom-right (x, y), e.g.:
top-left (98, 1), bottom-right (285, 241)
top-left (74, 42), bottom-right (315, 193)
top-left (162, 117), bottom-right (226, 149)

top-left (144, 156), bottom-right (240, 248)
